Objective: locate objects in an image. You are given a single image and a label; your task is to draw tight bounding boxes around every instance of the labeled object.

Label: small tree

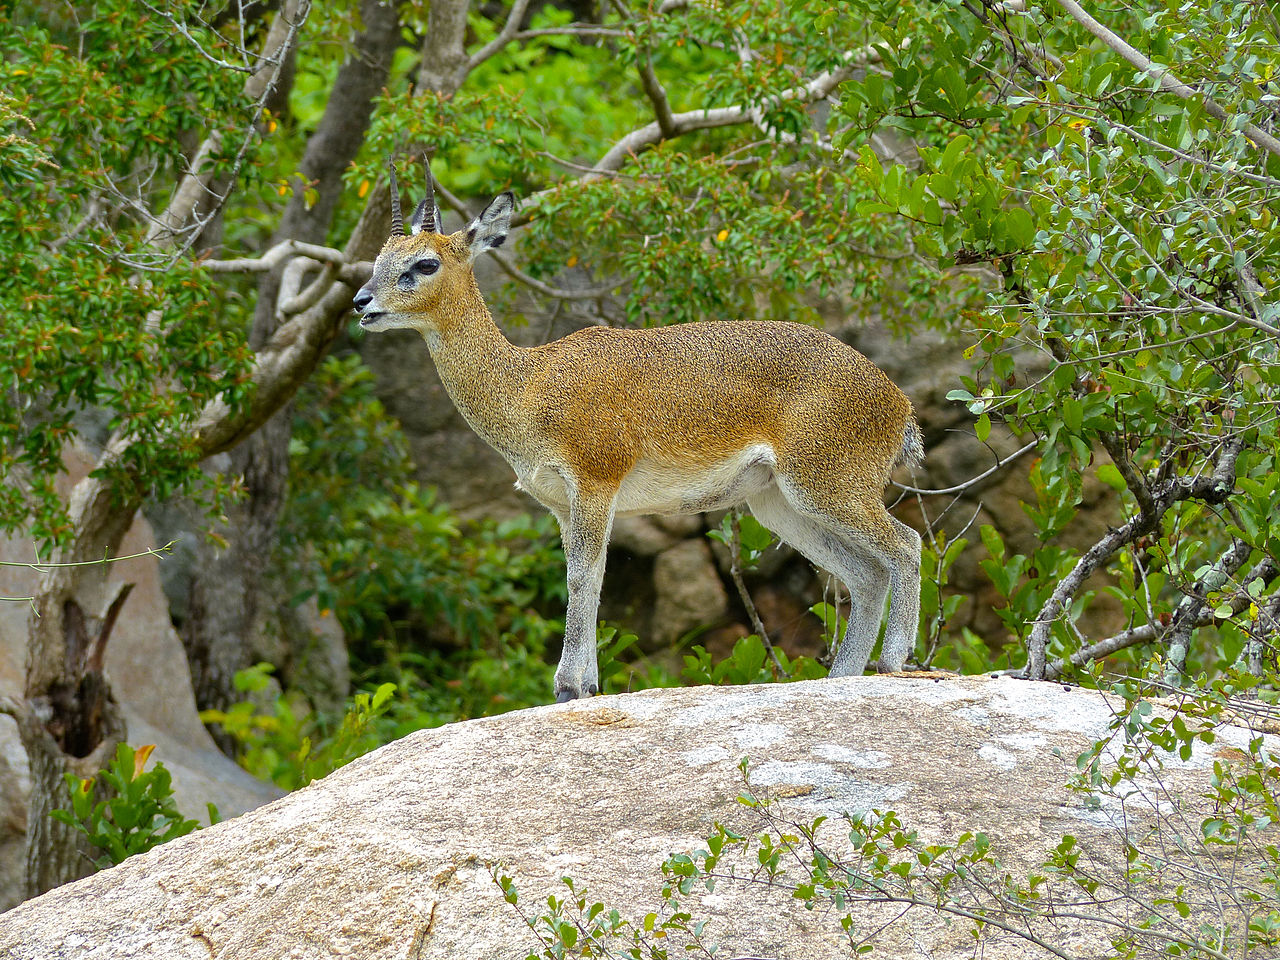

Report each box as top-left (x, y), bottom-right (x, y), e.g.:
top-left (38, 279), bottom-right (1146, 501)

top-left (828, 0), bottom-right (1280, 678)
top-left (0, 0), bottom-right (385, 896)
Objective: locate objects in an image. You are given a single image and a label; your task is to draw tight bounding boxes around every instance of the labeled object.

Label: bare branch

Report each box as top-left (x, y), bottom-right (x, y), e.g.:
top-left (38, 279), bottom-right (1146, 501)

top-left (467, 0), bottom-right (536, 71)
top-left (1162, 537), bottom-right (1254, 685)
top-left (202, 238), bottom-right (353, 273)
top-left (488, 251), bottom-right (618, 306)
top-left (1054, 0), bottom-right (1280, 161)
top-left (612, 0), bottom-right (678, 139)
top-left (145, 0), bottom-right (310, 250)
top-left (638, 49), bottom-right (677, 139)
top-left (893, 439), bottom-right (1037, 496)
top-left (140, 2), bottom-right (254, 73)
top-left (1026, 432), bottom-right (1246, 678)
top-left (0, 542), bottom-right (176, 571)
top-left (583, 47), bottom-right (875, 179)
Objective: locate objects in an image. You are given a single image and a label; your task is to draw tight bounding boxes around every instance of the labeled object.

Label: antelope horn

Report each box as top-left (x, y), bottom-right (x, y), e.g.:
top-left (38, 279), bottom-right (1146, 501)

top-left (388, 157), bottom-right (404, 235)
top-left (421, 152), bottom-right (438, 233)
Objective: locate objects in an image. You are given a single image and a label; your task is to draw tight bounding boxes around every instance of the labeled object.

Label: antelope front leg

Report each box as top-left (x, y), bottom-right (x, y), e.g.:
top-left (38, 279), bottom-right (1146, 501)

top-left (554, 488), bottom-right (616, 702)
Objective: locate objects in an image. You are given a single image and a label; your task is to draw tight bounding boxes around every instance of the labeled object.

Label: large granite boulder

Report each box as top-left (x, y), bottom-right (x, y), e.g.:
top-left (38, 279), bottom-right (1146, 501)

top-left (2, 676), bottom-right (1268, 957)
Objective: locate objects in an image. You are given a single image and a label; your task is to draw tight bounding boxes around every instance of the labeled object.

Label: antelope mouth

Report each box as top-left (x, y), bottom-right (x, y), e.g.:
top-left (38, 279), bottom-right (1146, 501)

top-left (358, 311), bottom-right (385, 327)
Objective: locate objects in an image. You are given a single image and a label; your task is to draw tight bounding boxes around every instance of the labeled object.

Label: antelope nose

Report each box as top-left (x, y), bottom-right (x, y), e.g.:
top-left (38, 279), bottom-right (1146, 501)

top-left (353, 289), bottom-right (374, 312)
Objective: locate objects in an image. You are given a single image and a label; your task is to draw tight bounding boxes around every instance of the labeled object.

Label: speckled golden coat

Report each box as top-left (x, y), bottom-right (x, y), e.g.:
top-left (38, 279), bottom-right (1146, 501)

top-left (355, 181), bottom-right (923, 702)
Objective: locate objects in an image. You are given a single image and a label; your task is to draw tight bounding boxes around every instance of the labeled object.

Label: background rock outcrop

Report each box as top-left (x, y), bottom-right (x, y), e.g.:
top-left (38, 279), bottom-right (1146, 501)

top-left (2, 676), bottom-right (1266, 958)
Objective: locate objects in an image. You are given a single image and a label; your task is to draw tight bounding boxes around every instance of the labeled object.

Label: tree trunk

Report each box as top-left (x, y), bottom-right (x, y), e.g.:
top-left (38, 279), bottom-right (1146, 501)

top-left (8, 456), bottom-right (138, 897)
top-left (8, 1), bottom-right (318, 897)
top-left (178, 0), bottom-right (402, 739)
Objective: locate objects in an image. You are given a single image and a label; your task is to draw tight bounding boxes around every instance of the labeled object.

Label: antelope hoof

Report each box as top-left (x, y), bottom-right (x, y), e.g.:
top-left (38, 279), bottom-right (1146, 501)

top-left (555, 682), bottom-right (599, 702)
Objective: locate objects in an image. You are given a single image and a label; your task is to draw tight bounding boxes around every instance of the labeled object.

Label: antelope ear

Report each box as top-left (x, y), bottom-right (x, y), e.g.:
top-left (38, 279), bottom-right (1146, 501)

top-left (465, 193), bottom-right (513, 260)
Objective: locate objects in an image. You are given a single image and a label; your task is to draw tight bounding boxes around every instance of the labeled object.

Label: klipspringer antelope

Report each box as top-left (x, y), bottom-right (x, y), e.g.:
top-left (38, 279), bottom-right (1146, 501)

top-left (353, 161), bottom-right (924, 702)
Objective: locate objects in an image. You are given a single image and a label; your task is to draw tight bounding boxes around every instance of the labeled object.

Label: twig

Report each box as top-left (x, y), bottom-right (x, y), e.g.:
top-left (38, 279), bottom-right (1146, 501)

top-left (0, 541), bottom-right (177, 572)
top-left (488, 251), bottom-right (618, 305)
top-left (893, 439), bottom-right (1037, 496)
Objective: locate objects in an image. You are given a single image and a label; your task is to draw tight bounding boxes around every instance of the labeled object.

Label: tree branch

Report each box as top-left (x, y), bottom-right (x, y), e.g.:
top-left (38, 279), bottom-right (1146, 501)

top-left (1161, 537), bottom-right (1254, 685)
top-left (146, 0), bottom-right (309, 248)
top-left (1053, 0), bottom-right (1280, 161)
top-left (1025, 431), bottom-right (1245, 678)
top-left (1048, 338), bottom-right (1156, 520)
top-left (582, 48), bottom-right (872, 179)
top-left (467, 0), bottom-right (536, 72)
top-left (488, 251), bottom-right (619, 305)
top-left (637, 50), bottom-right (678, 139)
top-left (202, 238), bottom-right (354, 272)
top-left (1041, 555), bottom-right (1277, 681)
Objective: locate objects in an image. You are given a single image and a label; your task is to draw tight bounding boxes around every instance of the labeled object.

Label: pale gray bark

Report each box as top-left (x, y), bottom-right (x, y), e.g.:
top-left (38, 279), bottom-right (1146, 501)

top-left (178, 0), bottom-right (401, 741)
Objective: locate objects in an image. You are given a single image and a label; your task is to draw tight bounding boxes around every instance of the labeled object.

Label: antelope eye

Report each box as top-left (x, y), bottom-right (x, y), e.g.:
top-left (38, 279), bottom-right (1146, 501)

top-left (415, 258), bottom-right (440, 276)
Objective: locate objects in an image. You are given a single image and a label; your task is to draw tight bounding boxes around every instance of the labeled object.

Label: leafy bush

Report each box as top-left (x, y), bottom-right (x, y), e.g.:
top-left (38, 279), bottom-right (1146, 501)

top-left (276, 354), bottom-right (568, 718)
top-left (681, 634), bottom-right (825, 686)
top-left (199, 663), bottom-right (398, 791)
top-left (51, 743), bottom-right (214, 869)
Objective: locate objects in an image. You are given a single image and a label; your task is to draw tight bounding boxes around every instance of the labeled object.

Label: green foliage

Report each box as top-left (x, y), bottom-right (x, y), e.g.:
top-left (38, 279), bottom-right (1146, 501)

top-left (355, 1), bottom-right (941, 332)
top-left (707, 511), bottom-right (775, 569)
top-left (682, 634), bottom-right (826, 686)
top-left (199, 663), bottom-right (397, 791)
top-left (828, 0), bottom-right (1280, 676)
top-left (0, 3), bottom-right (259, 545)
top-left (277, 354), bottom-right (567, 716)
top-left (50, 742), bottom-right (212, 869)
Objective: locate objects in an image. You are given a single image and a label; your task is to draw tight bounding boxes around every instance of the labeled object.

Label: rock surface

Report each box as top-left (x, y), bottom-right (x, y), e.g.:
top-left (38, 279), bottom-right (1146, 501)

top-left (1, 676), bottom-right (1266, 958)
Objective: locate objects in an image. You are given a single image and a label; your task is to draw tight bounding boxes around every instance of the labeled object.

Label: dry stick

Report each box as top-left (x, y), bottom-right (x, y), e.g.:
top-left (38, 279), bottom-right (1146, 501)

top-left (1053, 0), bottom-right (1280, 161)
top-left (727, 508), bottom-right (787, 676)
top-left (894, 438), bottom-right (1038, 497)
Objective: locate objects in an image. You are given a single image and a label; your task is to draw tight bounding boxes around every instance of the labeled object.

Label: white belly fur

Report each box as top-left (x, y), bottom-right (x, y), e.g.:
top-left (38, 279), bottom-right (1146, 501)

top-left (616, 443), bottom-right (777, 516)
top-left (513, 444), bottom-right (778, 517)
